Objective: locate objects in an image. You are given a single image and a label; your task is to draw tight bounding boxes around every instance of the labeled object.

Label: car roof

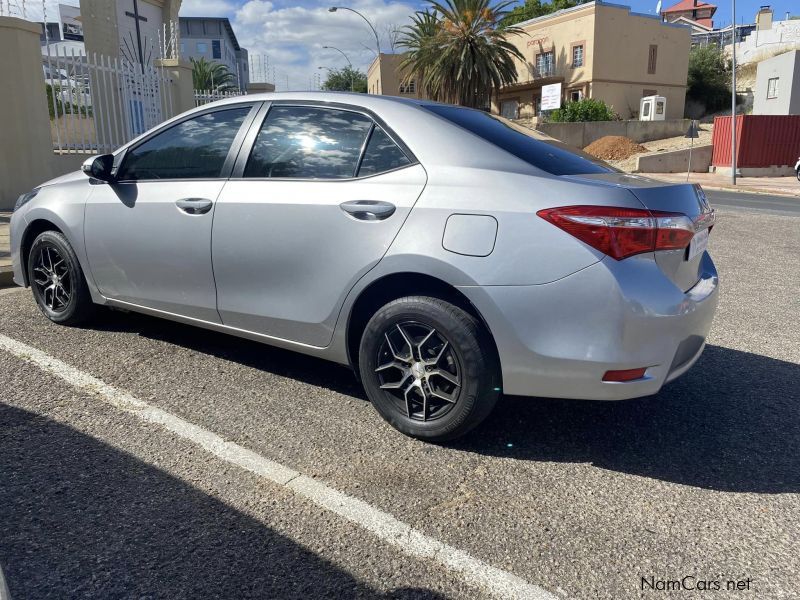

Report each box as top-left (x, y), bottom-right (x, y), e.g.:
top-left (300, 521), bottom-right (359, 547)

top-left (205, 90), bottom-right (441, 110)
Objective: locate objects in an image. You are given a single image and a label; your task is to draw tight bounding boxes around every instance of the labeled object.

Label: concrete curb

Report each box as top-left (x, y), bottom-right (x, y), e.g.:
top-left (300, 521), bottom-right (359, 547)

top-left (691, 185), bottom-right (800, 198)
top-left (636, 174), bottom-right (800, 198)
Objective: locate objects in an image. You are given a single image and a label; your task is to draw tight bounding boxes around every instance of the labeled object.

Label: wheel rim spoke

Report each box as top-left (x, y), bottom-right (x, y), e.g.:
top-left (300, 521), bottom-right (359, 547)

top-left (395, 324), bottom-right (416, 361)
top-left (375, 320), bottom-right (461, 423)
top-left (32, 244), bottom-right (72, 313)
top-left (429, 368), bottom-right (460, 387)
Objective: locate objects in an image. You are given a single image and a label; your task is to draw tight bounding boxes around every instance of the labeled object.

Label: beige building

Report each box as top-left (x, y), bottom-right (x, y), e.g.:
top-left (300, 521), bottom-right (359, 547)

top-left (369, 1), bottom-right (690, 121)
top-left (81, 0), bottom-right (181, 63)
top-left (367, 52), bottom-right (427, 99)
top-left (497, 1), bottom-right (690, 120)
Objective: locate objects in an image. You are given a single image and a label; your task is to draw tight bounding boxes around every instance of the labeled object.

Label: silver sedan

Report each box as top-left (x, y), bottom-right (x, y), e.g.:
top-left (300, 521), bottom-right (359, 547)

top-left (10, 92), bottom-right (718, 441)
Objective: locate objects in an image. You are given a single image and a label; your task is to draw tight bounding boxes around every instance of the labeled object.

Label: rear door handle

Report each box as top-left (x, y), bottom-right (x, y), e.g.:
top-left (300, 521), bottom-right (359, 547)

top-left (340, 200), bottom-right (396, 221)
top-left (176, 198), bottom-right (213, 215)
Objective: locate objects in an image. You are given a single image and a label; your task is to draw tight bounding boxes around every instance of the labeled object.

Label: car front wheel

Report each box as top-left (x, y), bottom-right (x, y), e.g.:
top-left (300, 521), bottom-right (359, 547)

top-left (359, 296), bottom-right (500, 441)
top-left (27, 230), bottom-right (95, 326)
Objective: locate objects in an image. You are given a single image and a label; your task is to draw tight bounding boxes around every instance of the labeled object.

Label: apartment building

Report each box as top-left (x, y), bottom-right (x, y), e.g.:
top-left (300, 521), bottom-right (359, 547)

top-left (496, 1), bottom-right (691, 120)
top-left (367, 53), bottom-right (427, 99)
top-left (368, 1), bottom-right (691, 120)
top-left (179, 17), bottom-right (249, 90)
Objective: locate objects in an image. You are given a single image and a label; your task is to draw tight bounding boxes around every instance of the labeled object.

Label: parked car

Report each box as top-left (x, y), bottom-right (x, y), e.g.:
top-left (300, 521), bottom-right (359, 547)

top-left (42, 64), bottom-right (93, 109)
top-left (795, 156), bottom-right (800, 181)
top-left (10, 93), bottom-right (719, 441)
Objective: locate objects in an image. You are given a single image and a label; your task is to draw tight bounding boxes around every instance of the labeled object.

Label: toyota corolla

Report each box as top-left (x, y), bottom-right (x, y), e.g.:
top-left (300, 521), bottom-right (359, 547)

top-left (10, 92), bottom-right (718, 441)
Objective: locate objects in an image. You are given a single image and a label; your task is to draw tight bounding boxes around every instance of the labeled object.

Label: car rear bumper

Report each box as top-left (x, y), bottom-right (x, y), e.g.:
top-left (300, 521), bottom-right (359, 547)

top-left (458, 251), bottom-right (719, 400)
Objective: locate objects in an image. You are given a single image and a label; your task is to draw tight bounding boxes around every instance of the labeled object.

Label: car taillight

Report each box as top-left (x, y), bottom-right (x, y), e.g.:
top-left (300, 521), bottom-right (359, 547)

top-left (536, 205), bottom-right (696, 260)
top-left (603, 368), bottom-right (648, 382)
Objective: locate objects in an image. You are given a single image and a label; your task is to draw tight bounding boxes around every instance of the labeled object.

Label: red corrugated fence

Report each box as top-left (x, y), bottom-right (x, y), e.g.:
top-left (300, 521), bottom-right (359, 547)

top-left (712, 115), bottom-right (800, 168)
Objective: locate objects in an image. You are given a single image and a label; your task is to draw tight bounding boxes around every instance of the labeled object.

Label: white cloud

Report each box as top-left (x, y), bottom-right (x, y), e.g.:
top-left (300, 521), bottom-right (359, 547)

top-left (230, 0), bottom-right (418, 91)
top-left (179, 0), bottom-right (239, 17)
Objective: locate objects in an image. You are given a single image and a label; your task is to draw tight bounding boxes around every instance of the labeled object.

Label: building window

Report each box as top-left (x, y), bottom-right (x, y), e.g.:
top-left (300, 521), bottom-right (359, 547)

top-left (572, 44), bottom-right (584, 67)
top-left (767, 77), bottom-right (779, 99)
top-left (399, 79), bottom-right (416, 94)
top-left (569, 89), bottom-right (583, 102)
top-left (647, 45), bottom-right (658, 74)
top-left (196, 42), bottom-right (208, 54)
top-left (535, 51), bottom-right (554, 77)
top-left (212, 39), bottom-right (221, 59)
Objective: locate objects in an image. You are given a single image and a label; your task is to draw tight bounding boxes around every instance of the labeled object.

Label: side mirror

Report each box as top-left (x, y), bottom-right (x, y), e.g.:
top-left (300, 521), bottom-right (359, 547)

top-left (82, 154), bottom-right (115, 183)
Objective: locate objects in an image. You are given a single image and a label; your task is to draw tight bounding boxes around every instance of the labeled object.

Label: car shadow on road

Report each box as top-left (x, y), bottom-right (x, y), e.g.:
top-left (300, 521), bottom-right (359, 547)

top-left (454, 345), bottom-right (800, 494)
top-left (92, 308), bottom-right (368, 400)
top-left (90, 311), bottom-right (798, 495)
top-left (0, 402), bottom-right (449, 600)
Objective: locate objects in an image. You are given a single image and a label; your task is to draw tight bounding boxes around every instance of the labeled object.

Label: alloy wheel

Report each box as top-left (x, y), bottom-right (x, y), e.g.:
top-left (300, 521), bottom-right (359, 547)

top-left (374, 321), bottom-right (462, 422)
top-left (32, 244), bottom-right (72, 313)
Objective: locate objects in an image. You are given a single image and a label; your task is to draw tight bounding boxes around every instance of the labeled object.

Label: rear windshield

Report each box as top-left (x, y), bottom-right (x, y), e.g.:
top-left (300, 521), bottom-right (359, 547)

top-left (422, 104), bottom-right (616, 176)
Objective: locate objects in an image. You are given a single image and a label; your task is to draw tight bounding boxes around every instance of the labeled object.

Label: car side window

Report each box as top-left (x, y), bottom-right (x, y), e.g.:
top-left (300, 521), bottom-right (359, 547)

top-left (357, 126), bottom-right (411, 177)
top-left (117, 106), bottom-right (252, 181)
top-left (244, 106), bottom-right (373, 179)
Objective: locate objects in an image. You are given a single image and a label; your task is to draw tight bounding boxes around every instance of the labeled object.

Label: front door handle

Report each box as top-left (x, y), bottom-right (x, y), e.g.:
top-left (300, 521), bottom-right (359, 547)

top-left (176, 198), bottom-right (213, 215)
top-left (340, 200), bottom-right (396, 221)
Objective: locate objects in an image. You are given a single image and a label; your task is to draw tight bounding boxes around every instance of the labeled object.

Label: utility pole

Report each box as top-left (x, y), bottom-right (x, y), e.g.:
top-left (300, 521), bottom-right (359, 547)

top-left (731, 1), bottom-right (737, 185)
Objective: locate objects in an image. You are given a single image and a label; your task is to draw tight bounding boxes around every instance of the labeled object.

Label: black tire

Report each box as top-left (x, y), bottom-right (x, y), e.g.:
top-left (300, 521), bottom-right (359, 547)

top-left (796, 168), bottom-right (800, 182)
top-left (359, 296), bottom-right (500, 441)
top-left (27, 230), bottom-right (95, 326)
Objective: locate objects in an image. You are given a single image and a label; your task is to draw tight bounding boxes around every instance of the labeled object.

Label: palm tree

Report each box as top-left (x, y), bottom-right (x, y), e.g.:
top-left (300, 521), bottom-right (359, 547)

top-left (190, 57), bottom-right (237, 92)
top-left (398, 0), bottom-right (524, 108)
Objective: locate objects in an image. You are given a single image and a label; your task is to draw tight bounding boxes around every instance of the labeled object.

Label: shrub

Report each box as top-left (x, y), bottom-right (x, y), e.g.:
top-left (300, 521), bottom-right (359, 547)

top-left (687, 44), bottom-right (731, 115)
top-left (548, 98), bottom-right (616, 122)
top-left (45, 84), bottom-right (64, 118)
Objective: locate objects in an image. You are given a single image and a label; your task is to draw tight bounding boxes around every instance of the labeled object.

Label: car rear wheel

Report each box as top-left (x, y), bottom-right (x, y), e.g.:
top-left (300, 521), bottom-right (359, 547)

top-left (359, 296), bottom-right (500, 441)
top-left (796, 167), bottom-right (800, 182)
top-left (27, 230), bottom-right (94, 326)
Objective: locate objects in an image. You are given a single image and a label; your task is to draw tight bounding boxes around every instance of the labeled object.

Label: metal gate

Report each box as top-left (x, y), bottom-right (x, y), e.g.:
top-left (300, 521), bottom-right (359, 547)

top-left (43, 45), bottom-right (174, 154)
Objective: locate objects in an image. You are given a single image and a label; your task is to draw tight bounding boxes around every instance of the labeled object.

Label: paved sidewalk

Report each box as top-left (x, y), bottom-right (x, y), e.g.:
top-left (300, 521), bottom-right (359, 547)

top-left (639, 172), bottom-right (800, 197)
top-left (1, 212), bottom-right (12, 287)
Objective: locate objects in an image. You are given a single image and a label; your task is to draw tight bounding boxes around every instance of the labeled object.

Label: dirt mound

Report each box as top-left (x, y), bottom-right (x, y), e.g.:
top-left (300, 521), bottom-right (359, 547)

top-left (583, 136), bottom-right (648, 161)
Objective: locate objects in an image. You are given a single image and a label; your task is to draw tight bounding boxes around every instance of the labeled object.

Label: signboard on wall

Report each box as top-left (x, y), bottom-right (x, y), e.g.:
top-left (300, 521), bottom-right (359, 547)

top-left (59, 4), bottom-right (83, 41)
top-left (541, 83), bottom-right (562, 110)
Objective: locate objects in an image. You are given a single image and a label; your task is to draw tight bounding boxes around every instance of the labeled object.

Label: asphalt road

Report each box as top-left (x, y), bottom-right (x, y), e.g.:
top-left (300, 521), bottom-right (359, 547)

top-left (1, 207), bottom-right (798, 600)
top-left (704, 189), bottom-right (800, 216)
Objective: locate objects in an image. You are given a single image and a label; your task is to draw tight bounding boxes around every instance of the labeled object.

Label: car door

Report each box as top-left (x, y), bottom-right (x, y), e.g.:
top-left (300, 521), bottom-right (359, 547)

top-left (84, 103), bottom-right (257, 322)
top-left (212, 102), bottom-right (427, 347)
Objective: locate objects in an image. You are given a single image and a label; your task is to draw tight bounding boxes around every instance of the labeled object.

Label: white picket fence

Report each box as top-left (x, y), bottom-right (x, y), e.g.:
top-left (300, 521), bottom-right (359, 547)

top-left (43, 45), bottom-right (175, 154)
top-left (193, 89), bottom-right (247, 107)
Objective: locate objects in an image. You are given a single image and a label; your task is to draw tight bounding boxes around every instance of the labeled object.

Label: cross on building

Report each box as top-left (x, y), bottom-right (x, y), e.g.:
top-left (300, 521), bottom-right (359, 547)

top-left (123, 0), bottom-right (148, 66)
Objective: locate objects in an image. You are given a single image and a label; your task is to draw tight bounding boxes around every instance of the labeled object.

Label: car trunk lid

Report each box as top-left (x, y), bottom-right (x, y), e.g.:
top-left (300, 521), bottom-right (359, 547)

top-left (561, 174), bottom-right (715, 292)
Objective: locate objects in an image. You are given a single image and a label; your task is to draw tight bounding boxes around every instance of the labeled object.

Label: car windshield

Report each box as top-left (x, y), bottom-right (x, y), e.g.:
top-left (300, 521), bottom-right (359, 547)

top-left (422, 104), bottom-right (617, 176)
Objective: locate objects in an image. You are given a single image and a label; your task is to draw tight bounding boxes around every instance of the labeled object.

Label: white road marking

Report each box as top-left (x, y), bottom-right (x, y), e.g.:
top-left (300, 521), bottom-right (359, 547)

top-left (0, 333), bottom-right (556, 600)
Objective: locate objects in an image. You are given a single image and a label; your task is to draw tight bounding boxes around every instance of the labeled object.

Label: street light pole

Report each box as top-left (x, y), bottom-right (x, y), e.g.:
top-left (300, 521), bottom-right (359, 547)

top-left (323, 45), bottom-right (354, 92)
top-left (731, 0), bottom-right (737, 185)
top-left (328, 6), bottom-right (381, 93)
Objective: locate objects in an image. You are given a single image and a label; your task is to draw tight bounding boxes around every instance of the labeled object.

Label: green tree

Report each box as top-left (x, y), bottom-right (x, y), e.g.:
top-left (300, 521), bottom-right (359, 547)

top-left (503, 0), bottom-right (585, 26)
top-left (398, 0), bottom-right (525, 108)
top-left (686, 44), bottom-right (731, 114)
top-left (322, 66), bottom-right (368, 93)
top-left (191, 57), bottom-right (236, 91)
top-left (549, 98), bottom-right (616, 122)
